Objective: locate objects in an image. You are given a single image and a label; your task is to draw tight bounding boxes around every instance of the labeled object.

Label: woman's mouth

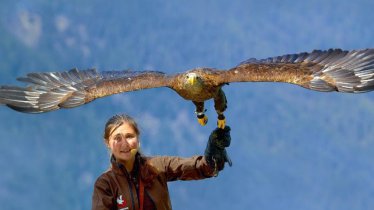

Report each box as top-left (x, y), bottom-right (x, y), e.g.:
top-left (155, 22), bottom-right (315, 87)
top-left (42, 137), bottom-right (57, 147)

top-left (119, 148), bottom-right (137, 156)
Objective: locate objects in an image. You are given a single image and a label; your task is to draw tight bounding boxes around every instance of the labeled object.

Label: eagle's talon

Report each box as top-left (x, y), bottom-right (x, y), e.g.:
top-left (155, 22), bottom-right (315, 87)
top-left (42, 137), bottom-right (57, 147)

top-left (197, 115), bottom-right (208, 126)
top-left (217, 118), bottom-right (226, 129)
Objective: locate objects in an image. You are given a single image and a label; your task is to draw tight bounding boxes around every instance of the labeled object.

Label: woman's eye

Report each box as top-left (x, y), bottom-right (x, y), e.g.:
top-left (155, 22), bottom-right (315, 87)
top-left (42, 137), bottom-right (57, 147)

top-left (114, 135), bottom-right (122, 142)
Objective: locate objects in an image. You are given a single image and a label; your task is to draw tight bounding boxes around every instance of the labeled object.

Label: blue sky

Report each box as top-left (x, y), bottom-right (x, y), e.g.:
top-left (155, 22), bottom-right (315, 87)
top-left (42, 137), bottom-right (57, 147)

top-left (1, 0), bottom-right (374, 209)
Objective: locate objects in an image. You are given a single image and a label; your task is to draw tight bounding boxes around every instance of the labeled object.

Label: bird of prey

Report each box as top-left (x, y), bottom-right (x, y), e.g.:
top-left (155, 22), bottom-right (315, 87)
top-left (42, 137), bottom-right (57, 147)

top-left (1, 48), bottom-right (374, 128)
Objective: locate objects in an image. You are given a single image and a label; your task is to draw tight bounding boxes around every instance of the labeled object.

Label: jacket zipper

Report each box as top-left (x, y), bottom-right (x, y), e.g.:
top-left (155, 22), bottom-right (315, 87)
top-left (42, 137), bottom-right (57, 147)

top-left (121, 165), bottom-right (136, 210)
top-left (113, 156), bottom-right (137, 210)
top-left (125, 176), bottom-right (136, 210)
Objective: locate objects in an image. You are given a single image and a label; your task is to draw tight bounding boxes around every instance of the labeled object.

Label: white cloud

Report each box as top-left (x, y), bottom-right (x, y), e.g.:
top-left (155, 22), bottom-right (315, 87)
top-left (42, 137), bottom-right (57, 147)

top-left (168, 110), bottom-right (205, 154)
top-left (110, 94), bottom-right (134, 111)
top-left (81, 45), bottom-right (91, 58)
top-left (77, 24), bottom-right (88, 42)
top-left (138, 112), bottom-right (161, 137)
top-left (78, 171), bottom-right (94, 189)
top-left (12, 10), bottom-right (42, 47)
top-left (55, 15), bottom-right (69, 32)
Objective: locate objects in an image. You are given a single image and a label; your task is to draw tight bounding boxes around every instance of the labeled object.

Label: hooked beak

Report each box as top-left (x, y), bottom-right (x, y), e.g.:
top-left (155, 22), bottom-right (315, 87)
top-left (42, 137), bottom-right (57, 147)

top-left (187, 74), bottom-right (198, 85)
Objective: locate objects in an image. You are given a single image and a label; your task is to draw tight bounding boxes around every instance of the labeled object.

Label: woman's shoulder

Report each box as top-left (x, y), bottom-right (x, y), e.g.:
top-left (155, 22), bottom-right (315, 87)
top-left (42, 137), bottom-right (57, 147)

top-left (141, 155), bottom-right (174, 173)
top-left (143, 155), bottom-right (170, 161)
top-left (143, 155), bottom-right (185, 161)
top-left (94, 167), bottom-right (116, 186)
top-left (145, 155), bottom-right (203, 163)
top-left (143, 155), bottom-right (176, 165)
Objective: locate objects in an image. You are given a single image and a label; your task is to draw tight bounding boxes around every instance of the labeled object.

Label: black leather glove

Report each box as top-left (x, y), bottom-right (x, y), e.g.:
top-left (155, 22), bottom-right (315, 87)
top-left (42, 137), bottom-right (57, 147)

top-left (205, 126), bottom-right (232, 175)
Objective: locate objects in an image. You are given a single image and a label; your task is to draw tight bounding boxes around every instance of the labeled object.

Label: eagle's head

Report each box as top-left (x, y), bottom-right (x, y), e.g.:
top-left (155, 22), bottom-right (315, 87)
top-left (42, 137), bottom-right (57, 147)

top-left (183, 72), bottom-right (204, 92)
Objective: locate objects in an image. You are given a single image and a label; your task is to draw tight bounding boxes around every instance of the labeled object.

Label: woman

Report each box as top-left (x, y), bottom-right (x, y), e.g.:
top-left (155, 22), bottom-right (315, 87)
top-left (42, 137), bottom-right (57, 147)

top-left (92, 114), bottom-right (231, 210)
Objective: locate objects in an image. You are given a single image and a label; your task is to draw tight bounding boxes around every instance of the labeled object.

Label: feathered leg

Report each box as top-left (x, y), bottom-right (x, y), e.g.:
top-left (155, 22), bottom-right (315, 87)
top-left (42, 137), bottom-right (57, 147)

top-left (214, 89), bottom-right (227, 129)
top-left (193, 101), bottom-right (208, 126)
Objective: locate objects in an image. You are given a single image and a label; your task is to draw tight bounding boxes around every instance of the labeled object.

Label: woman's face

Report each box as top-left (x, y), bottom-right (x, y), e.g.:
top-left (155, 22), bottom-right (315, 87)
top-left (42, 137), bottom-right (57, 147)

top-left (107, 122), bottom-right (139, 163)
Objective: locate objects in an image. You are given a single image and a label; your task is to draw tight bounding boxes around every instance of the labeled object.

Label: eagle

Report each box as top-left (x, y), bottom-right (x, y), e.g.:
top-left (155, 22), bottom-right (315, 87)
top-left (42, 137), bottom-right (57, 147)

top-left (1, 48), bottom-right (374, 128)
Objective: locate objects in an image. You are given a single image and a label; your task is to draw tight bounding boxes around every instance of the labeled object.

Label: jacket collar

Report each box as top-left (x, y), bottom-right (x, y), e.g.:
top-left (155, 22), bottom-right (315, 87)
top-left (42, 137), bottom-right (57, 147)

top-left (110, 154), bottom-right (140, 178)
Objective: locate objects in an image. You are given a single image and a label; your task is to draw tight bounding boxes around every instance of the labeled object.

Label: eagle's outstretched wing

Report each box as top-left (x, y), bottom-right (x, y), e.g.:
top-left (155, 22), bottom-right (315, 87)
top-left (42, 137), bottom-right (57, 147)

top-left (2, 49), bottom-right (374, 114)
top-left (0, 69), bottom-right (174, 113)
top-left (216, 49), bottom-right (374, 93)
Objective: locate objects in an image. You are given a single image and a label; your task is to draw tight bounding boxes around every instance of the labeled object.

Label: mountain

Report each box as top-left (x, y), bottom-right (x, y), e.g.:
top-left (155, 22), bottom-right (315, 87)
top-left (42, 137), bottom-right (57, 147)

top-left (1, 0), bottom-right (374, 210)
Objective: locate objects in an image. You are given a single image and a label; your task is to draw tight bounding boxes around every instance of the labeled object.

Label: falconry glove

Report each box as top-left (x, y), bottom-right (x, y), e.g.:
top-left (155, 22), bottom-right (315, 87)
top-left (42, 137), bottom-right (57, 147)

top-left (205, 126), bottom-right (232, 176)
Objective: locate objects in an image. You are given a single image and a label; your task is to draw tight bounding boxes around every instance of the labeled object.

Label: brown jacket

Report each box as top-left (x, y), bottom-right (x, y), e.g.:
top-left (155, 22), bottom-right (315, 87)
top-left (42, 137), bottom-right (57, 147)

top-left (92, 154), bottom-right (216, 210)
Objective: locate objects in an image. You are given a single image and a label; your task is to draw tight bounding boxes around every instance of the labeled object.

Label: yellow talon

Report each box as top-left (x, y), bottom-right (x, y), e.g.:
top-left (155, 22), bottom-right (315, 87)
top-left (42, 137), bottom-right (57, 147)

top-left (197, 115), bottom-right (208, 126)
top-left (217, 118), bottom-right (226, 129)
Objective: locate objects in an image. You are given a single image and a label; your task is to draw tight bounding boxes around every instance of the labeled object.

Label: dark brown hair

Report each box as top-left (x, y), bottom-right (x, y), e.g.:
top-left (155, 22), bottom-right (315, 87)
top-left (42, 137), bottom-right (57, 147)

top-left (103, 114), bottom-right (140, 145)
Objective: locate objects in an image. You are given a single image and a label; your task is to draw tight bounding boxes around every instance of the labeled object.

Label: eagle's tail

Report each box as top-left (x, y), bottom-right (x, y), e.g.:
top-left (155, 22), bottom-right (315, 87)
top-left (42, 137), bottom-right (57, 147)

top-left (0, 68), bottom-right (100, 113)
top-left (307, 49), bottom-right (374, 93)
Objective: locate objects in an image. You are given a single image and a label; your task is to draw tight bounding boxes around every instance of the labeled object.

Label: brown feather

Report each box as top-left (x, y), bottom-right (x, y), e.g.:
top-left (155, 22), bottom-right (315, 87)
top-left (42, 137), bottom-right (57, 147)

top-left (215, 49), bottom-right (374, 93)
top-left (217, 63), bottom-right (315, 88)
top-left (86, 71), bottom-right (174, 102)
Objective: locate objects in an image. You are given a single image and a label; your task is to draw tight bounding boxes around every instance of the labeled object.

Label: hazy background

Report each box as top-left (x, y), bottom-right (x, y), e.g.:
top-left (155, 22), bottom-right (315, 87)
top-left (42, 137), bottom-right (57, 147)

top-left (1, 0), bottom-right (374, 209)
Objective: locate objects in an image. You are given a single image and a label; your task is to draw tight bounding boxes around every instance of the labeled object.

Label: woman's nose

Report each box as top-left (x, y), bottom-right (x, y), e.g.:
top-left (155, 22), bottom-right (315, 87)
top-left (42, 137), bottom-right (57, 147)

top-left (120, 139), bottom-right (130, 147)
